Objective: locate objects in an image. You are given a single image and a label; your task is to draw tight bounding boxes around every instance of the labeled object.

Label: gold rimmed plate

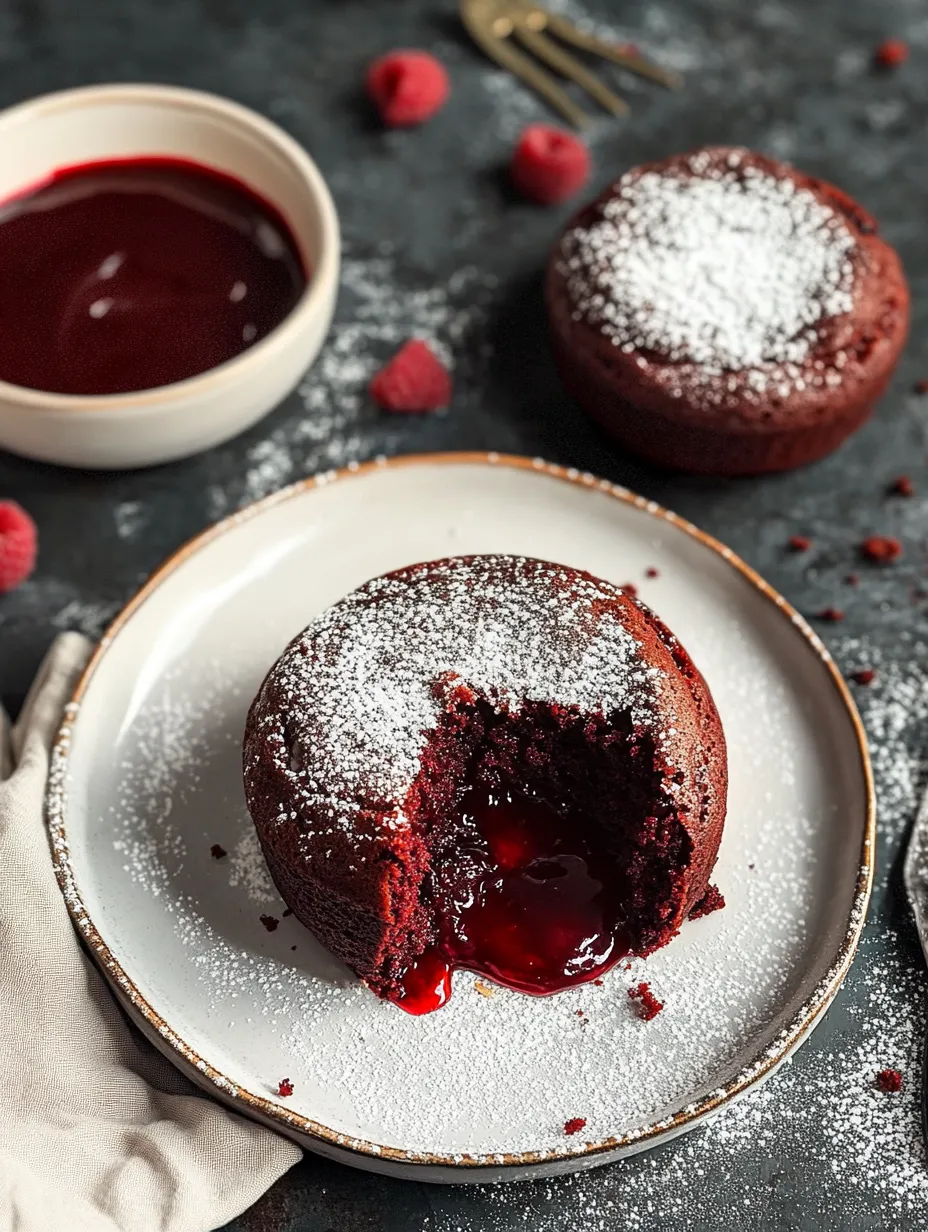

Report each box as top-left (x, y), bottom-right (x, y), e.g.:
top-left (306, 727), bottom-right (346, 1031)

top-left (47, 453), bottom-right (873, 1182)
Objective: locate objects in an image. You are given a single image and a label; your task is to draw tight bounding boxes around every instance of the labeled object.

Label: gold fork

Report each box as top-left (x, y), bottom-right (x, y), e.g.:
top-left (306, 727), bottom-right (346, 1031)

top-left (461, 0), bottom-right (682, 128)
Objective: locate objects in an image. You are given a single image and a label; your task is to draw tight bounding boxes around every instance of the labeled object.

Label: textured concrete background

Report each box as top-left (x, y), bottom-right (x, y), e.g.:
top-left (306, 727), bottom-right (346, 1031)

top-left (1, 1), bottom-right (927, 1228)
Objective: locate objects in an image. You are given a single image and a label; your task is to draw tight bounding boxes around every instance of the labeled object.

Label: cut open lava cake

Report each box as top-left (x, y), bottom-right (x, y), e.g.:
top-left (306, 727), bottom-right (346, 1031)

top-left (243, 555), bottom-right (727, 1013)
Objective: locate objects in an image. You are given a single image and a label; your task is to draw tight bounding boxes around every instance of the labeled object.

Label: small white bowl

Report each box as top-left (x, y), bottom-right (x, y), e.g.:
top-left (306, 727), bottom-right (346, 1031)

top-left (0, 84), bottom-right (340, 470)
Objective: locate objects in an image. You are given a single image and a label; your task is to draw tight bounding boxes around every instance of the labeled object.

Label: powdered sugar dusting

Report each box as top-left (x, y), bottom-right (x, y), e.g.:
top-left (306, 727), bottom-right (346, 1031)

top-left (249, 556), bottom-right (671, 823)
top-left (558, 147), bottom-right (856, 404)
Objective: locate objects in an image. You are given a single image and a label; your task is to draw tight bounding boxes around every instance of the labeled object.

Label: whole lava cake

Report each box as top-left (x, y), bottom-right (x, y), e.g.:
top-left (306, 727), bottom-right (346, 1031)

top-left (243, 555), bottom-right (727, 1013)
top-left (545, 146), bottom-right (909, 475)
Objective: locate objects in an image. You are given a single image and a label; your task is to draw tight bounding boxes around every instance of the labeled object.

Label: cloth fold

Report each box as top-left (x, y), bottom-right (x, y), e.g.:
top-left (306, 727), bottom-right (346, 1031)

top-left (0, 634), bottom-right (300, 1232)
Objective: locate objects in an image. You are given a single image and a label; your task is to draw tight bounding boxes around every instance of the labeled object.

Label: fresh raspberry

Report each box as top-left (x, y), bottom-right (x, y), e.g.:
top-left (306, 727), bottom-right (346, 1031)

top-left (876, 1068), bottom-right (902, 1093)
top-left (860, 535), bottom-right (902, 563)
top-left (277, 1078), bottom-right (294, 1097)
top-left (563, 1117), bottom-right (586, 1135)
top-left (510, 124), bottom-right (590, 205)
top-left (370, 340), bottom-right (451, 412)
top-left (851, 668), bottom-right (876, 685)
top-left (788, 535), bottom-right (811, 552)
top-left (366, 51), bottom-right (450, 127)
top-left (874, 38), bottom-right (908, 69)
top-left (0, 500), bottom-right (37, 594)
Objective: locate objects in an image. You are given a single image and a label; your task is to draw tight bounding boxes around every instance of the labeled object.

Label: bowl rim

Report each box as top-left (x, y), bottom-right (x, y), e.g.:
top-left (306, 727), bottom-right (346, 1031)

top-left (0, 82), bottom-right (339, 412)
top-left (45, 450), bottom-right (876, 1175)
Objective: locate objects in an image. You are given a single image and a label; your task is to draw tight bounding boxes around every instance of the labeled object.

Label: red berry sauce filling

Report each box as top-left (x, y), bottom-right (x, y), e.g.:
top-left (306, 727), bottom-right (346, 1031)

top-left (388, 787), bottom-right (633, 1014)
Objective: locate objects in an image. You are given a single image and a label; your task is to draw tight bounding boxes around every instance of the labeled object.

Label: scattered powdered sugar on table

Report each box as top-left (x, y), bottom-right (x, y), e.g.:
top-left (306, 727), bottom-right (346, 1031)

top-left (207, 249), bottom-right (495, 518)
top-left (557, 147), bottom-right (855, 404)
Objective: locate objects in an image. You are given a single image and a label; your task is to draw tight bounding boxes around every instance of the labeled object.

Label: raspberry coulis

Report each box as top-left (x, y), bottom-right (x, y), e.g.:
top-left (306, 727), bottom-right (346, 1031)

top-left (388, 787), bottom-right (631, 1014)
top-left (0, 157), bottom-right (306, 395)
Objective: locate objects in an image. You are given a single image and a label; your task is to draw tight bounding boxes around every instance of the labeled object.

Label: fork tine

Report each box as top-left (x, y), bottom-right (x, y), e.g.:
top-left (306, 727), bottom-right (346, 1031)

top-left (461, 7), bottom-right (592, 127)
top-left (544, 13), bottom-right (684, 90)
top-left (514, 24), bottom-right (629, 116)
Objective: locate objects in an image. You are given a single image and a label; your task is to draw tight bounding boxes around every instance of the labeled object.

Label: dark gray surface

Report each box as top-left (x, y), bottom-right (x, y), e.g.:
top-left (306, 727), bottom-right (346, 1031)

top-left (1, 1), bottom-right (927, 1228)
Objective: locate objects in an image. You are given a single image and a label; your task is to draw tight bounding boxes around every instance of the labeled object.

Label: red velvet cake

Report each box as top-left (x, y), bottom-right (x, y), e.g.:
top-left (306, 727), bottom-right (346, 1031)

top-left (546, 146), bottom-right (910, 475)
top-left (243, 555), bottom-right (727, 1012)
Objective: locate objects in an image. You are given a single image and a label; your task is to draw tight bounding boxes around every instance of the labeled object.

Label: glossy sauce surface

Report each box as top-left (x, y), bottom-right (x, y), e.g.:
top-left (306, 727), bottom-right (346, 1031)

top-left (0, 157), bottom-right (306, 395)
top-left (389, 788), bottom-right (629, 1015)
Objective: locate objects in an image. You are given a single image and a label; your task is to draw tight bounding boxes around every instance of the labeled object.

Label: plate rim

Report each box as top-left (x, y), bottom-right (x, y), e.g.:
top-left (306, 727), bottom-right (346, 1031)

top-left (46, 450), bottom-right (875, 1172)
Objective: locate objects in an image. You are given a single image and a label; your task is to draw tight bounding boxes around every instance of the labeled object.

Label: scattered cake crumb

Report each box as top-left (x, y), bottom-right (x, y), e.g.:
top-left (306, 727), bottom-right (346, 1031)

top-left (788, 535), bottom-right (811, 552)
top-left (890, 475), bottom-right (914, 497)
top-left (277, 1078), bottom-right (294, 1097)
top-left (593, 978), bottom-right (604, 986)
top-left (846, 573), bottom-right (860, 587)
top-left (861, 535), bottom-right (903, 563)
top-left (915, 379), bottom-right (928, 394)
top-left (852, 668), bottom-right (877, 685)
top-left (622, 582), bottom-right (639, 596)
top-left (210, 844), bottom-right (227, 860)
top-left (874, 38), bottom-right (909, 69)
top-left (563, 1117), bottom-right (587, 1136)
top-left (282, 908), bottom-right (293, 917)
top-left (259, 915), bottom-right (280, 932)
top-left (474, 979), bottom-right (496, 998)
top-left (629, 982), bottom-right (664, 1021)
top-left (876, 1068), bottom-right (903, 1093)
top-left (818, 607), bottom-right (845, 622)
top-left (689, 884), bottom-right (726, 919)
top-left (645, 567), bottom-right (660, 578)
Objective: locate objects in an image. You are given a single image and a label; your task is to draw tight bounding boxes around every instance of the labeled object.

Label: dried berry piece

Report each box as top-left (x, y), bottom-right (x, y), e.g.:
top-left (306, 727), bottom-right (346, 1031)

top-left (370, 339), bottom-right (451, 412)
top-left (874, 38), bottom-right (908, 69)
top-left (260, 914), bottom-right (280, 932)
top-left (277, 1078), bottom-right (294, 1097)
top-left (788, 535), bottom-right (811, 552)
top-left (210, 844), bottom-right (227, 860)
top-left (860, 535), bottom-right (902, 563)
top-left (890, 475), bottom-right (914, 497)
top-left (511, 124), bottom-right (590, 204)
top-left (0, 500), bottom-right (37, 594)
top-left (689, 884), bottom-right (725, 919)
top-left (628, 981), bottom-right (664, 1021)
top-left (876, 1068), bottom-right (902, 1093)
top-left (366, 50), bottom-right (450, 126)
top-left (851, 668), bottom-right (876, 685)
top-left (563, 1117), bottom-right (587, 1135)
top-left (818, 607), bottom-right (845, 622)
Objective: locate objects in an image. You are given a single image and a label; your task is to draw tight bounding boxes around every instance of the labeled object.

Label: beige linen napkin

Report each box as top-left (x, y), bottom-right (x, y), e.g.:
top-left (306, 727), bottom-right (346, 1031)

top-left (0, 633), bottom-right (300, 1232)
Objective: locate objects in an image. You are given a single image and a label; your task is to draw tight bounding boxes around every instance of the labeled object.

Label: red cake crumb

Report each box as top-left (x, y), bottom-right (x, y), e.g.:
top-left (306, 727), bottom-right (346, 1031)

top-left (846, 573), bottom-right (860, 587)
top-left (890, 475), bottom-right (914, 497)
top-left (370, 339), bottom-right (451, 412)
top-left (575, 1009), bottom-right (584, 1017)
top-left (916, 379), bottom-right (928, 395)
top-left (818, 607), bottom-right (845, 622)
top-left (563, 1117), bottom-right (587, 1135)
top-left (210, 843), bottom-right (227, 860)
top-left (645, 567), bottom-right (660, 578)
top-left (290, 945), bottom-right (297, 951)
top-left (511, 124), bottom-right (590, 205)
top-left (260, 915), bottom-right (280, 932)
top-left (593, 979), bottom-right (603, 987)
top-left (366, 50), bottom-right (450, 127)
top-left (282, 907), bottom-right (293, 917)
top-left (788, 534), bottom-right (811, 552)
top-left (0, 500), bottom-right (37, 594)
top-left (860, 535), bottom-right (902, 563)
top-left (622, 582), bottom-right (639, 597)
top-left (628, 982), bottom-right (664, 1021)
top-left (689, 884), bottom-right (725, 919)
top-left (277, 1078), bottom-right (294, 1097)
top-left (874, 38), bottom-right (908, 68)
top-left (852, 668), bottom-right (876, 685)
top-left (876, 1068), bottom-right (903, 1092)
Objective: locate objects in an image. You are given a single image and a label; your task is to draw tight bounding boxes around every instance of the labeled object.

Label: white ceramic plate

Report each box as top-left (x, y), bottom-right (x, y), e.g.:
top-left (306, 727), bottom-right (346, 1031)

top-left (48, 454), bottom-right (873, 1183)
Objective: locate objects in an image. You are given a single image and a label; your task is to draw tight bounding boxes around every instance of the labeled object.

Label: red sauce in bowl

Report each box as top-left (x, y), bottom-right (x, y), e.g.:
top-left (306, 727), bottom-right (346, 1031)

top-left (0, 157), bottom-right (307, 395)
